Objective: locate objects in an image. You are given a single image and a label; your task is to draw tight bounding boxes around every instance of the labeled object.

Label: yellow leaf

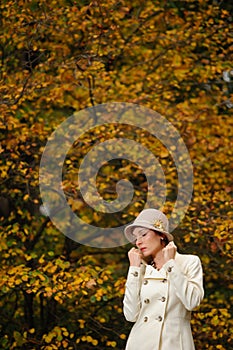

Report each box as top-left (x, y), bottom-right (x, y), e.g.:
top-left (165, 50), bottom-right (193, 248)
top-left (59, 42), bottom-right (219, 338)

top-left (22, 275), bottom-right (29, 282)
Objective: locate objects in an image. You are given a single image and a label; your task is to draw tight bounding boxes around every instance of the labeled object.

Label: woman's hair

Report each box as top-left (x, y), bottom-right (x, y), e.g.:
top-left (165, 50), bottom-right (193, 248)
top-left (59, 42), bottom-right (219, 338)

top-left (158, 232), bottom-right (169, 246)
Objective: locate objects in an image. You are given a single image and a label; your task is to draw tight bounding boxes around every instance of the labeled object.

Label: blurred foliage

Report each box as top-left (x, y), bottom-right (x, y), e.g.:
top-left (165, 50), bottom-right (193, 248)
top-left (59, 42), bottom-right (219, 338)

top-left (0, 0), bottom-right (233, 349)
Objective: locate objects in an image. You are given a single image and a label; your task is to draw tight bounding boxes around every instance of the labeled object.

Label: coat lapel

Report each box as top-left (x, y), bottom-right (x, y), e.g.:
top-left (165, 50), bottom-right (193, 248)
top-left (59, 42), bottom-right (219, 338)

top-left (144, 264), bottom-right (167, 279)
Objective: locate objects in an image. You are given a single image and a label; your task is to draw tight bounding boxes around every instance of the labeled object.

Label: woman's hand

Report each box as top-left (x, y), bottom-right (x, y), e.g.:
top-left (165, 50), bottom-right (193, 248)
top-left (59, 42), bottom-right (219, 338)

top-left (128, 247), bottom-right (143, 267)
top-left (162, 241), bottom-right (177, 263)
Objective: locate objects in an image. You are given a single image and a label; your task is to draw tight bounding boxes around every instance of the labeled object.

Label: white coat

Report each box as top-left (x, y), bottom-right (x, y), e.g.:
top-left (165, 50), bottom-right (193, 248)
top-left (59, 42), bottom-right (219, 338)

top-left (123, 253), bottom-right (204, 350)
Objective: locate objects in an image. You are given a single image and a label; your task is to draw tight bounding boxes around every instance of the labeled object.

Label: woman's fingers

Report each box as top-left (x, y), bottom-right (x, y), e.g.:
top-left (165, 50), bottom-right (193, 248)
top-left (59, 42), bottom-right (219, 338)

top-left (162, 241), bottom-right (177, 261)
top-left (128, 248), bottom-right (142, 266)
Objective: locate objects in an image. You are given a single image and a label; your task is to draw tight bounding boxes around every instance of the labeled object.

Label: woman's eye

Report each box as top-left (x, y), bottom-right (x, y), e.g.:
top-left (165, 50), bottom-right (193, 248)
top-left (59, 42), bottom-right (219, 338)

top-left (142, 232), bottom-right (147, 237)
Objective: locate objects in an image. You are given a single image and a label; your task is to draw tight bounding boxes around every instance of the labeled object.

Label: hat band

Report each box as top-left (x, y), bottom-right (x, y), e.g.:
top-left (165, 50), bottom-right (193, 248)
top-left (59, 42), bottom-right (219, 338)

top-left (132, 219), bottom-right (168, 233)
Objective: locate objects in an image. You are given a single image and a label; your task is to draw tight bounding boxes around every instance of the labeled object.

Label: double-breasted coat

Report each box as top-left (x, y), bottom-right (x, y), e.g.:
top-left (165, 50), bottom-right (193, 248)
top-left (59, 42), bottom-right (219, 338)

top-left (123, 253), bottom-right (204, 350)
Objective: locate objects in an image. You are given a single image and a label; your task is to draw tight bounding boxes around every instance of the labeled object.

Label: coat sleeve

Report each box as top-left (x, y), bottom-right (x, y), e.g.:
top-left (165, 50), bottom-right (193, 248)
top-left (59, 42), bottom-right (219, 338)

top-left (163, 255), bottom-right (204, 311)
top-left (123, 266), bottom-right (143, 322)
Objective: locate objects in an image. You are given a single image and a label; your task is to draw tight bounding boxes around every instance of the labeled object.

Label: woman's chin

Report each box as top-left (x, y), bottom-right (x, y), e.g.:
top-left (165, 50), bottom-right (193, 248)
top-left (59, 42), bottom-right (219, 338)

top-left (142, 251), bottom-right (150, 257)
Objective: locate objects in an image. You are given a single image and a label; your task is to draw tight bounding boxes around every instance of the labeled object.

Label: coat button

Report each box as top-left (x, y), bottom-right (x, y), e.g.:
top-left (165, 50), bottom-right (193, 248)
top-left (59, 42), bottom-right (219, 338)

top-left (161, 297), bottom-right (166, 302)
top-left (133, 271), bottom-right (138, 277)
top-left (144, 298), bottom-right (150, 304)
top-left (161, 278), bottom-right (167, 283)
top-left (143, 280), bottom-right (148, 285)
top-left (157, 316), bottom-right (163, 322)
top-left (167, 266), bottom-right (173, 272)
top-left (143, 316), bottom-right (148, 322)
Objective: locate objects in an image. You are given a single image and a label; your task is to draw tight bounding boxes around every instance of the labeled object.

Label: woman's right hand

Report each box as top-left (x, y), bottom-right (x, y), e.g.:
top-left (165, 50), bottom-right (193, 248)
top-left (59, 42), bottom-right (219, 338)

top-left (128, 247), bottom-right (142, 267)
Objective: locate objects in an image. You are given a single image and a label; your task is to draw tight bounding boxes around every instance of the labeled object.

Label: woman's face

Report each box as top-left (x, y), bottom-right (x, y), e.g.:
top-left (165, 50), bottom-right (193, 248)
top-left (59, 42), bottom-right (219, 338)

top-left (133, 227), bottom-right (163, 257)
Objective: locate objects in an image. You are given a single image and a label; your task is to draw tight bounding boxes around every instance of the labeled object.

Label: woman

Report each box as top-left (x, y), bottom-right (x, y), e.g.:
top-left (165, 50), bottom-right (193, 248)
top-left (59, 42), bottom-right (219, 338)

top-left (123, 208), bottom-right (204, 350)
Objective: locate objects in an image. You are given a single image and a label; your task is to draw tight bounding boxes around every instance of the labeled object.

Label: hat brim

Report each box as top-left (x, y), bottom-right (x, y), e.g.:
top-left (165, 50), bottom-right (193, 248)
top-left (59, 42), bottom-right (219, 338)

top-left (124, 222), bottom-right (174, 243)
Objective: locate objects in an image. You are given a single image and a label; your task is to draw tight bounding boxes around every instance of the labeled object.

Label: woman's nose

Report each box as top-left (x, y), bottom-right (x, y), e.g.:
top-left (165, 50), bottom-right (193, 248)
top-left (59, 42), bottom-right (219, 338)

top-left (135, 237), bottom-right (142, 246)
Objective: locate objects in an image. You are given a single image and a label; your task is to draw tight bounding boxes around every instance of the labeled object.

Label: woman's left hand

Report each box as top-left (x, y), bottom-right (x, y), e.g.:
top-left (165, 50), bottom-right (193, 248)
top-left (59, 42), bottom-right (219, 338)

top-left (162, 241), bottom-right (177, 263)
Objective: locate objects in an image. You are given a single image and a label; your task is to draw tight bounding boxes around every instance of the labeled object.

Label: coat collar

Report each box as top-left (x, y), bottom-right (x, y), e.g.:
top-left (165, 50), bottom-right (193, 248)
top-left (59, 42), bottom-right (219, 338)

top-left (142, 252), bottom-right (180, 279)
top-left (144, 264), bottom-right (167, 279)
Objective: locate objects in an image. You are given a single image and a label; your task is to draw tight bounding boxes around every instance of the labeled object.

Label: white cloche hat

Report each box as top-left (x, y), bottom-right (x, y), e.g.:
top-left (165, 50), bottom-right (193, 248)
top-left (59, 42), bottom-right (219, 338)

top-left (124, 208), bottom-right (174, 243)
